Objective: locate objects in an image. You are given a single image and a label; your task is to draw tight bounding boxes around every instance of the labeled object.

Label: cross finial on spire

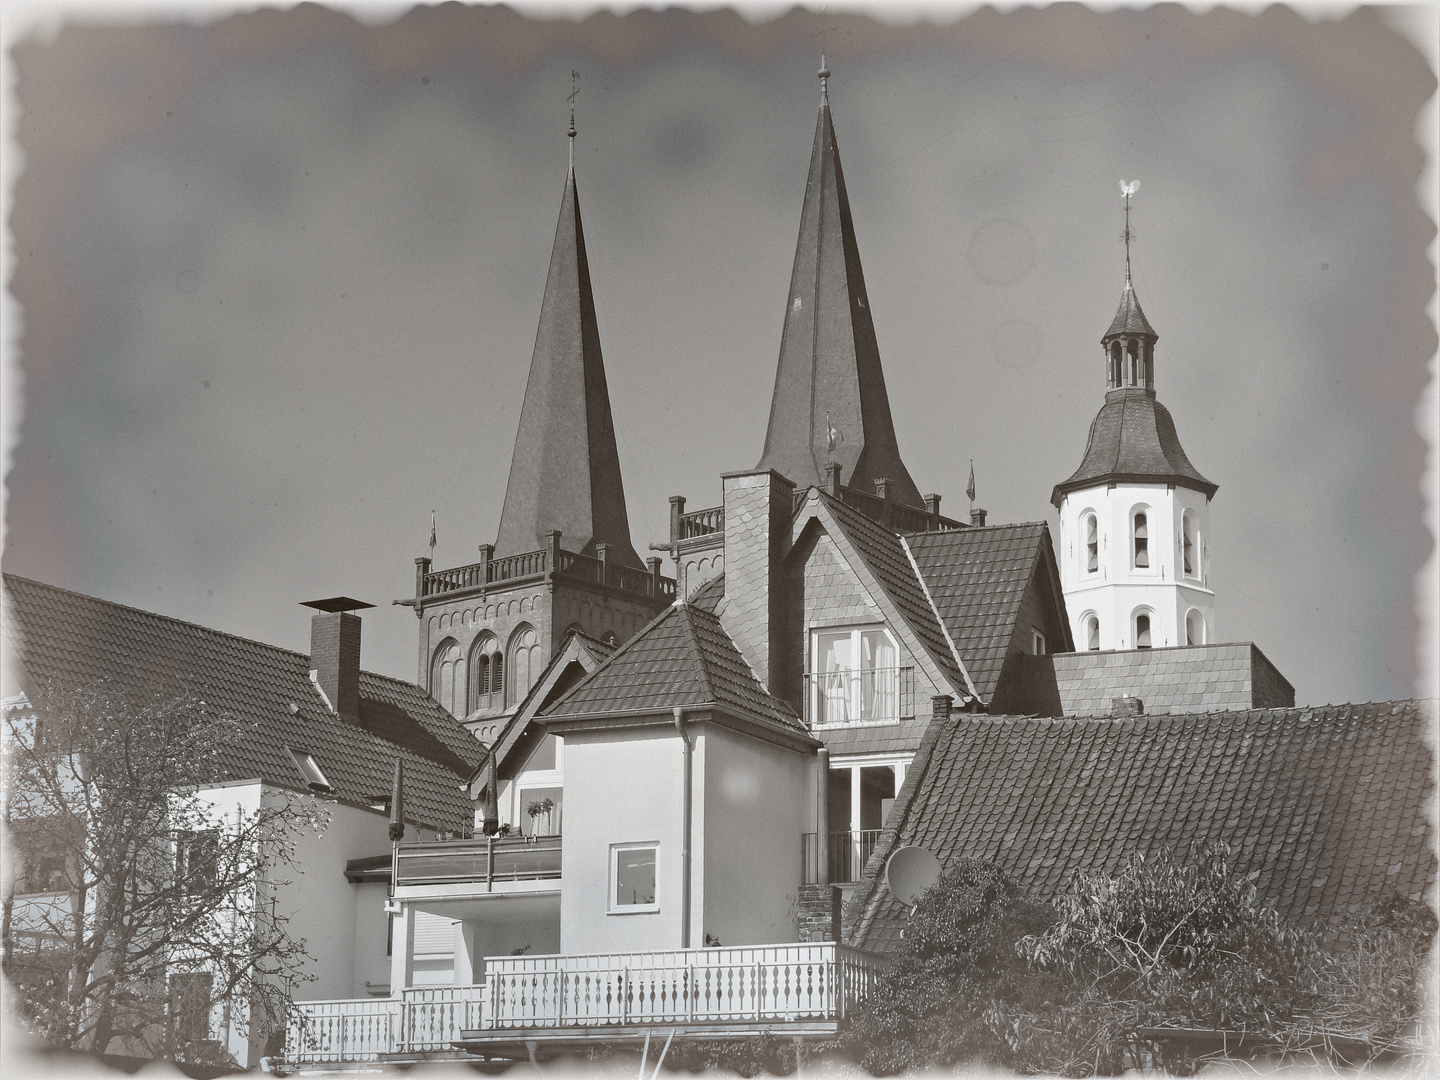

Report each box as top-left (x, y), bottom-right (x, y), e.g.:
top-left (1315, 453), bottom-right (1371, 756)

top-left (567, 70), bottom-right (579, 170)
top-left (1119, 179), bottom-right (1140, 285)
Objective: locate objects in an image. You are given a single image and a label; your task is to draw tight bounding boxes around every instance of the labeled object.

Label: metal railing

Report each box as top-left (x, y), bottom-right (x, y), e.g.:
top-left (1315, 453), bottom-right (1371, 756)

top-left (285, 986), bottom-right (487, 1063)
top-left (802, 667), bottom-right (914, 728)
top-left (394, 836), bottom-right (562, 888)
top-left (483, 942), bottom-right (888, 1029)
top-left (802, 830), bottom-right (882, 885)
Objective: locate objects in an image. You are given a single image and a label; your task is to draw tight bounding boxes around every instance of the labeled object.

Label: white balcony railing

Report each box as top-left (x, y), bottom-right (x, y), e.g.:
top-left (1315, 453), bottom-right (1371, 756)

top-left (280, 944), bottom-right (887, 1065)
top-left (285, 985), bottom-right (485, 1064)
top-left (482, 942), bottom-right (886, 1029)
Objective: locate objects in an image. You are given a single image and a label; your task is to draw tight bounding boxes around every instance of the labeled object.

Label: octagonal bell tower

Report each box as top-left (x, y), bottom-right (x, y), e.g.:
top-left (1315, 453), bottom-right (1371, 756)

top-left (1052, 184), bottom-right (1217, 653)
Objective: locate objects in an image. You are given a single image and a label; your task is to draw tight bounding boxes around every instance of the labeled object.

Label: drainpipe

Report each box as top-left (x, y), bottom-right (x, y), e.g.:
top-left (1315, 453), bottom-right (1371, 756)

top-left (815, 748), bottom-right (830, 886)
top-left (673, 705), bottom-right (693, 950)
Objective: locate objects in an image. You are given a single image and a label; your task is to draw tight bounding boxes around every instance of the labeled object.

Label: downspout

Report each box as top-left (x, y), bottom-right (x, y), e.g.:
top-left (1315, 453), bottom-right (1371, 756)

top-left (673, 705), bottom-right (693, 950)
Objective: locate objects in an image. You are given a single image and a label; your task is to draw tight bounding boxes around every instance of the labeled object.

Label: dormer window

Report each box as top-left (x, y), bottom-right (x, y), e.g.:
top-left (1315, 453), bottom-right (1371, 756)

top-left (1132, 511), bottom-right (1149, 569)
top-left (808, 627), bottom-right (908, 728)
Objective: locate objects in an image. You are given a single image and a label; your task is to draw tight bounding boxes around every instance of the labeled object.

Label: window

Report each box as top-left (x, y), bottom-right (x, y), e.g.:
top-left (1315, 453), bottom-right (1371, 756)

top-left (1182, 512), bottom-right (1196, 577)
top-left (811, 627), bottom-right (904, 726)
top-left (1084, 614), bottom-right (1100, 651)
top-left (519, 786), bottom-right (562, 836)
top-left (610, 844), bottom-right (658, 911)
top-left (168, 972), bottom-right (213, 1046)
top-left (1032, 630), bottom-right (1047, 655)
top-left (1135, 612), bottom-right (1152, 649)
top-left (176, 829), bottom-right (219, 895)
top-left (509, 626), bottom-right (541, 705)
top-left (288, 748), bottom-right (331, 792)
top-left (1084, 513), bottom-right (1098, 573)
top-left (431, 639), bottom-right (463, 716)
top-left (1132, 511), bottom-right (1149, 569)
top-left (469, 634), bottom-right (503, 710)
top-left (1186, 610), bottom-right (1205, 646)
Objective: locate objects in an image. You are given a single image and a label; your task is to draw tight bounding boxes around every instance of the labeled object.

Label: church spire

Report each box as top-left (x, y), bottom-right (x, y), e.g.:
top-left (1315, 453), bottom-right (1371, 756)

top-left (754, 63), bottom-right (924, 508)
top-left (493, 133), bottom-right (643, 568)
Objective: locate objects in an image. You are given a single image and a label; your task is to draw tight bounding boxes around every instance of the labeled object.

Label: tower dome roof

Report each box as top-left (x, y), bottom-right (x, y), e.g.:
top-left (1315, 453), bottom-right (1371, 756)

top-left (1051, 387), bottom-right (1217, 507)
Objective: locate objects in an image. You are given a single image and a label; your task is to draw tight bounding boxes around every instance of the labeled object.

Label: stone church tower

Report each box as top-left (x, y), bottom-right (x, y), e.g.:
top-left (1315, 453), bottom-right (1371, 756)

top-left (1052, 190), bottom-right (1217, 653)
top-left (404, 128), bottom-right (672, 738)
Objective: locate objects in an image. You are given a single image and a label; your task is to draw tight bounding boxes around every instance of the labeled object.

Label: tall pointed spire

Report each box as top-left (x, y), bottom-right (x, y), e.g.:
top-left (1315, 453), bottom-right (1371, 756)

top-left (755, 63), bottom-right (924, 508)
top-left (494, 134), bottom-right (643, 567)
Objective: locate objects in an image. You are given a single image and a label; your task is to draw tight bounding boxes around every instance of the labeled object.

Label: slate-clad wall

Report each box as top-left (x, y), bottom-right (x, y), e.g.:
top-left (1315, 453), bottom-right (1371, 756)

top-left (719, 470), bottom-right (794, 694)
top-left (1015, 642), bottom-right (1294, 716)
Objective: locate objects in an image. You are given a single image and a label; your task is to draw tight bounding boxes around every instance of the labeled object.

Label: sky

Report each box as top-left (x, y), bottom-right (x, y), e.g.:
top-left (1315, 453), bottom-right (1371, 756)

top-left (2, 3), bottom-right (1436, 708)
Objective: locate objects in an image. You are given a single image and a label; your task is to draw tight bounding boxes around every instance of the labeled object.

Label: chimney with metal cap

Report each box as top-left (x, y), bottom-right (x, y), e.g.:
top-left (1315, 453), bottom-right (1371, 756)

top-left (302, 597), bottom-right (374, 721)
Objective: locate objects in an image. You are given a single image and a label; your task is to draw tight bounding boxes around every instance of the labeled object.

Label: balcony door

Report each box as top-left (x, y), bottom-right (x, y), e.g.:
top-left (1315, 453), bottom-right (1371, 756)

top-left (813, 627), bottom-right (900, 727)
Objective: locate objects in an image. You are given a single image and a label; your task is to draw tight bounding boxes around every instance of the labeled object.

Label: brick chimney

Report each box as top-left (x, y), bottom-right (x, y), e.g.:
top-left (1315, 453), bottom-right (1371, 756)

top-left (970, 508), bottom-right (987, 526)
top-left (1111, 695), bottom-right (1144, 717)
top-left (719, 470), bottom-right (795, 693)
top-left (301, 597), bottom-right (373, 721)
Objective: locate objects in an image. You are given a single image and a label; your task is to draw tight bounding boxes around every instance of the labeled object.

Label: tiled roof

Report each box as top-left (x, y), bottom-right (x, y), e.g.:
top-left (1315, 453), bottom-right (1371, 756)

top-left (850, 701), bottom-right (1437, 954)
top-left (908, 523), bottom-right (1057, 703)
top-left (3, 574), bottom-right (482, 833)
top-left (1052, 388), bottom-right (1216, 506)
top-left (1104, 281), bottom-right (1157, 339)
top-left (540, 598), bottom-right (804, 735)
top-left (813, 493), bottom-right (970, 698)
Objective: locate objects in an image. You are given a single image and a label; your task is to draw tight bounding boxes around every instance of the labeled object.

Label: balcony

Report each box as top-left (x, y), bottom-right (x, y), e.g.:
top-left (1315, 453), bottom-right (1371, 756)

top-left (803, 667), bottom-right (914, 729)
top-left (801, 830), bottom-right (882, 885)
top-left (282, 943), bottom-right (888, 1067)
top-left (394, 836), bottom-right (561, 889)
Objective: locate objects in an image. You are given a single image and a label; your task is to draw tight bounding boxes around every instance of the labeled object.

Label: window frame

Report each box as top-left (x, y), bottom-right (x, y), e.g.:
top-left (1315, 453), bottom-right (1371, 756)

top-left (1132, 609), bottom-right (1154, 650)
top-left (808, 624), bottom-right (907, 728)
top-left (609, 842), bottom-right (659, 914)
top-left (1131, 508), bottom-right (1151, 571)
top-left (1083, 512), bottom-right (1099, 574)
top-left (1082, 613), bottom-right (1100, 652)
top-left (1185, 608), bottom-right (1206, 646)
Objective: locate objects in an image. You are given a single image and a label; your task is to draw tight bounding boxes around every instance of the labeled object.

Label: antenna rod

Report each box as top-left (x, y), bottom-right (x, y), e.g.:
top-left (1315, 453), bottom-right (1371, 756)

top-left (567, 69), bottom-right (579, 172)
top-left (1119, 179), bottom-right (1140, 284)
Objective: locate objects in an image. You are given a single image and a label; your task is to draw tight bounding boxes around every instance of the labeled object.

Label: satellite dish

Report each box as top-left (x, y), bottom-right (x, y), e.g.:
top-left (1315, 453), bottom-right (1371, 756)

top-left (886, 845), bottom-right (941, 905)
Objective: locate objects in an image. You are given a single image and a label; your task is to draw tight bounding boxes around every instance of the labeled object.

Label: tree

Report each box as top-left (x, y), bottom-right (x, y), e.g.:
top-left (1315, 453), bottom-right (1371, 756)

top-left (841, 847), bottom-right (1435, 1076)
top-left (838, 858), bottom-right (1058, 1076)
top-left (2, 680), bottom-right (325, 1064)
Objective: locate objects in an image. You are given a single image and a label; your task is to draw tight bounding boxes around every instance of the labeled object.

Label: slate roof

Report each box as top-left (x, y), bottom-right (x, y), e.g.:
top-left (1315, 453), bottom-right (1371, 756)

top-left (494, 165), bottom-right (641, 567)
top-left (3, 574), bottom-right (482, 833)
top-left (1104, 281), bottom-right (1157, 339)
top-left (850, 701), bottom-right (1437, 954)
top-left (540, 598), bottom-right (806, 737)
top-left (1052, 388), bottom-right (1217, 506)
top-left (908, 523), bottom-right (1067, 703)
top-left (754, 87), bottom-right (923, 508)
top-left (810, 492), bottom-right (971, 699)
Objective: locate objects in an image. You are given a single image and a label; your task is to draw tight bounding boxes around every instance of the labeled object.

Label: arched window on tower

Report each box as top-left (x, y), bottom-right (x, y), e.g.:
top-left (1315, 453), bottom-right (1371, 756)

top-left (1084, 513), bottom-right (1099, 573)
top-left (1182, 511), bottom-right (1196, 577)
top-left (509, 626), bottom-right (541, 706)
top-left (431, 639), bottom-right (464, 717)
top-left (1186, 609), bottom-right (1205, 646)
top-left (469, 633), bottom-right (503, 710)
top-left (1134, 612), bottom-right (1152, 650)
top-left (1083, 613), bottom-right (1100, 651)
top-left (1127, 340), bottom-right (1140, 385)
top-left (1132, 511), bottom-right (1149, 569)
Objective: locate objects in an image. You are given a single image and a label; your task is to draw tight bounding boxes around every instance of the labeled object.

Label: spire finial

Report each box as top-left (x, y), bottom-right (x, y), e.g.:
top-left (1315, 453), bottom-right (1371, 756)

top-left (816, 6), bottom-right (832, 103)
top-left (567, 69), bottom-right (579, 171)
top-left (1119, 179), bottom-right (1140, 285)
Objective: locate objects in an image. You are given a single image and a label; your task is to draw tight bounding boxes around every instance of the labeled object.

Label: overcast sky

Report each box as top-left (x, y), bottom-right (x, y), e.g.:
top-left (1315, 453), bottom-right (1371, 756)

top-left (2, 4), bottom-right (1435, 707)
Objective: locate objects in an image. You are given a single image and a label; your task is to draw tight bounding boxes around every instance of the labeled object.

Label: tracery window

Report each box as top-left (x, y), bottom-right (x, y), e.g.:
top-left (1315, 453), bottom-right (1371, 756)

top-left (469, 634), bottom-right (503, 710)
top-left (431, 639), bottom-right (464, 717)
top-left (509, 626), bottom-right (541, 706)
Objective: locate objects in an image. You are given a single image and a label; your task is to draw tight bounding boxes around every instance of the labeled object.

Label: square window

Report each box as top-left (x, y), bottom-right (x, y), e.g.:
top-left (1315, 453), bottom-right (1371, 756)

top-left (287, 748), bottom-right (331, 791)
top-left (809, 626), bottom-right (905, 727)
top-left (611, 844), bottom-right (658, 911)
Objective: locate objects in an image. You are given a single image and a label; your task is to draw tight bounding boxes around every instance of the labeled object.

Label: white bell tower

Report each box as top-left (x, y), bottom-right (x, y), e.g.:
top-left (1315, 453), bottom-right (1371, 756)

top-left (1052, 183), bottom-right (1217, 653)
